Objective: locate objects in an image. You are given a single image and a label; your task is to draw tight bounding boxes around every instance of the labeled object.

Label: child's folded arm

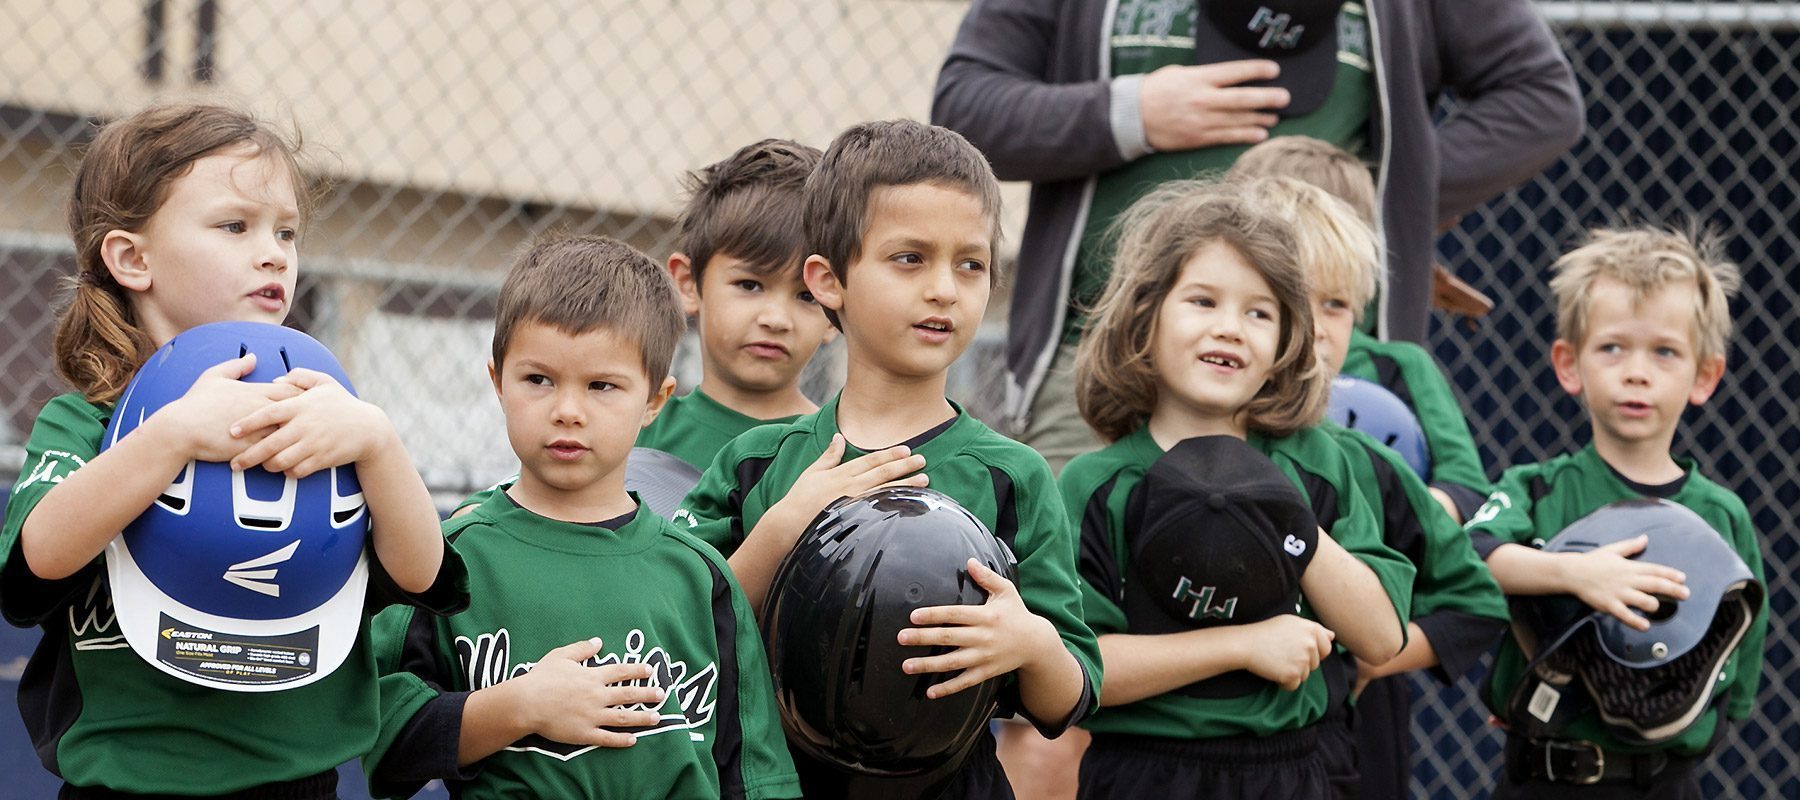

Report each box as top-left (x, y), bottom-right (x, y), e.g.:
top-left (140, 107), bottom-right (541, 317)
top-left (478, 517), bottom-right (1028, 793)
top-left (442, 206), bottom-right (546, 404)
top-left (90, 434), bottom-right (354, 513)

top-left (1098, 616), bottom-right (1336, 706)
top-left (1302, 531), bottom-right (1406, 664)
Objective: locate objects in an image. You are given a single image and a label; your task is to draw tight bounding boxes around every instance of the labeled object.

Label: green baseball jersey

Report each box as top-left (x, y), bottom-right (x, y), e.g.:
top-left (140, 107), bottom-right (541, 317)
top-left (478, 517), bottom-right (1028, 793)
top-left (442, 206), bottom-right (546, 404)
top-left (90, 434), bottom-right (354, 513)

top-left (1, 393), bottom-right (467, 795)
top-left (1342, 329), bottom-right (1491, 518)
top-left (675, 395), bottom-right (1103, 741)
top-left (1467, 445), bottom-right (1767, 756)
top-left (455, 388), bottom-right (798, 513)
top-left (368, 492), bottom-right (800, 799)
top-left (1059, 425), bottom-right (1413, 739)
top-left (639, 389), bottom-right (803, 473)
top-left (1323, 422), bottom-right (1507, 683)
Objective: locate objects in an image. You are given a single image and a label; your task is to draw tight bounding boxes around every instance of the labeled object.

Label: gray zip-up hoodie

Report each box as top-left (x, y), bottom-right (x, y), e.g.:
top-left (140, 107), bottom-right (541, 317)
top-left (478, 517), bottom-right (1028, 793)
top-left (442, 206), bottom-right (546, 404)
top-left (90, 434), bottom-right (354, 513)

top-left (932, 0), bottom-right (1582, 430)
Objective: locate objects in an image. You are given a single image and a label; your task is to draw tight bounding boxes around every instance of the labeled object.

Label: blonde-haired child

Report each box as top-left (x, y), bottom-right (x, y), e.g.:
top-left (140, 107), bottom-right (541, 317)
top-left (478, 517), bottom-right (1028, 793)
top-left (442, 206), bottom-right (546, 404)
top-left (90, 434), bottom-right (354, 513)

top-left (1470, 226), bottom-right (1764, 797)
top-left (1243, 175), bottom-right (1509, 800)
top-left (1230, 135), bottom-right (1492, 525)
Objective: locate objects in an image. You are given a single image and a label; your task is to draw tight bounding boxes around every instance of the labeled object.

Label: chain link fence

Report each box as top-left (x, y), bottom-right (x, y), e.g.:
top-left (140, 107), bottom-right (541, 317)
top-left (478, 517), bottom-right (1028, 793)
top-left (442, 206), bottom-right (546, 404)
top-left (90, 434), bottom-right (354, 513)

top-left (1425, 6), bottom-right (1798, 797)
top-left (0, 2), bottom-right (1794, 797)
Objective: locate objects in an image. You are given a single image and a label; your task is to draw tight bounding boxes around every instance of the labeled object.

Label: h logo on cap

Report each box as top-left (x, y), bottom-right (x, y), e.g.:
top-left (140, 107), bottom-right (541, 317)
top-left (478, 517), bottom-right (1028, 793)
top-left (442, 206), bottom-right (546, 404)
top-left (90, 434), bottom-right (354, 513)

top-left (1247, 7), bottom-right (1304, 49)
top-left (1173, 576), bottom-right (1238, 620)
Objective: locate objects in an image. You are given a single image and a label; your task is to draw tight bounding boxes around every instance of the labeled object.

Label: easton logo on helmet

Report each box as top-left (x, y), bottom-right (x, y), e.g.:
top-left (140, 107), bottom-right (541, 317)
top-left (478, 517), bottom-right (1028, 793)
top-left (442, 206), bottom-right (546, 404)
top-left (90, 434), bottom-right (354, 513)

top-left (221, 541), bottom-right (300, 597)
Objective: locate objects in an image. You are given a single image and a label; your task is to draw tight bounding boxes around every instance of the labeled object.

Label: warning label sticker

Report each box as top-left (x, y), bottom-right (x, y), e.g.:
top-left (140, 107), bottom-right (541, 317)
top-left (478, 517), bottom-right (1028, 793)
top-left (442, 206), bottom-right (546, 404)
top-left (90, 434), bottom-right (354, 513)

top-left (154, 613), bottom-right (319, 687)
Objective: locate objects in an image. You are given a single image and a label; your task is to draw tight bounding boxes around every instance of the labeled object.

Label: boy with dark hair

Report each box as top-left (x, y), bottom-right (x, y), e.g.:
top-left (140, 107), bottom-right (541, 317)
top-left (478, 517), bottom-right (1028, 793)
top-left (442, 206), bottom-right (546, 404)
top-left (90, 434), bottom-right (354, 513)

top-left (366, 235), bottom-right (800, 799)
top-left (677, 119), bottom-right (1101, 800)
top-left (1470, 227), bottom-right (1766, 798)
top-left (455, 139), bottom-right (832, 516)
top-left (657, 139), bottom-right (836, 468)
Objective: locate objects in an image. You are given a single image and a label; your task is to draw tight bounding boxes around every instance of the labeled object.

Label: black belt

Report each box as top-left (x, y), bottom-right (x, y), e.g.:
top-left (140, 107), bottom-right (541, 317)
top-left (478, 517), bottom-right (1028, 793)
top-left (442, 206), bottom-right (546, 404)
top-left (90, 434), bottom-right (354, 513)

top-left (1510, 736), bottom-right (1688, 787)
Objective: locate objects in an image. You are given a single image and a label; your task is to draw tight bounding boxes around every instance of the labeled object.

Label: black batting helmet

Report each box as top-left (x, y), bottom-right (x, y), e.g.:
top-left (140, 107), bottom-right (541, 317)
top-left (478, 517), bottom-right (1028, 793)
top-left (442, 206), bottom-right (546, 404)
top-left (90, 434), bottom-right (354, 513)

top-left (1504, 498), bottom-right (1763, 745)
top-left (762, 486), bottom-right (1018, 778)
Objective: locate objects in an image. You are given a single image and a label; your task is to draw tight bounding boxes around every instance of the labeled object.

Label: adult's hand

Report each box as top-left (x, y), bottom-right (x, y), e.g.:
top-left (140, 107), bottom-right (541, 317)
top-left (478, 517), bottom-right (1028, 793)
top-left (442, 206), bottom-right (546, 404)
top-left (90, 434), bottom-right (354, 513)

top-left (1139, 60), bottom-right (1290, 152)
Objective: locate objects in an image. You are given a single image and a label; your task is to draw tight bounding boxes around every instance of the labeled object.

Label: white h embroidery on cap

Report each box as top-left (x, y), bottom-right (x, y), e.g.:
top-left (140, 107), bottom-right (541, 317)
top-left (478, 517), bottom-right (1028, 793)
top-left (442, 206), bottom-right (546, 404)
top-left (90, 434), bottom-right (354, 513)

top-left (1248, 7), bottom-right (1305, 49)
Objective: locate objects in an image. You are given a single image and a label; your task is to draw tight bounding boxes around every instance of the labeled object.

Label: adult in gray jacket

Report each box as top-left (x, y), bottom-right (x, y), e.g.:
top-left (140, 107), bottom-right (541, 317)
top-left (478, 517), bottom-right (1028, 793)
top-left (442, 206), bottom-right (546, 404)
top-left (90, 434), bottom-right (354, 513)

top-left (932, 0), bottom-right (1583, 474)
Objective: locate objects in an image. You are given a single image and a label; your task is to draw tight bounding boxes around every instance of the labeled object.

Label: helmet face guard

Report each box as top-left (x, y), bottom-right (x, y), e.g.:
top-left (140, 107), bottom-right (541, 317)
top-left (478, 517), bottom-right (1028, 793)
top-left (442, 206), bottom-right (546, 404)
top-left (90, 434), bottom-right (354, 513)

top-left (1326, 376), bottom-right (1431, 479)
top-left (762, 486), bottom-right (1017, 778)
top-left (103, 321), bottom-right (369, 692)
top-left (1506, 499), bottom-right (1762, 744)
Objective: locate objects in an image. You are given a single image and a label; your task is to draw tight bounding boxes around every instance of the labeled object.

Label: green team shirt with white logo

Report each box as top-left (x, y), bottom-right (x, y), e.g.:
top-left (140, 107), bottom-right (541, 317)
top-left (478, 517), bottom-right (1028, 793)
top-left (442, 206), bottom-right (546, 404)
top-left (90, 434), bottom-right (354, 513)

top-left (0, 393), bottom-right (468, 795)
top-left (1058, 425), bottom-right (1413, 739)
top-left (1341, 329), bottom-right (1491, 518)
top-left (1323, 422), bottom-right (1507, 682)
top-left (675, 395), bottom-right (1104, 736)
top-left (368, 492), bottom-right (801, 799)
top-left (1466, 445), bottom-right (1767, 757)
top-left (1065, 0), bottom-right (1375, 341)
top-left (455, 388), bottom-right (797, 511)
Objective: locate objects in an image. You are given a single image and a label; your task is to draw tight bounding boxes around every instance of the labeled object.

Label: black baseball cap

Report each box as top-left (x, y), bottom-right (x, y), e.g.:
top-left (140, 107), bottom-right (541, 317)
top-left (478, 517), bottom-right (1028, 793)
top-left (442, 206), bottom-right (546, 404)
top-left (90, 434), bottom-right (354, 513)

top-left (1121, 436), bottom-right (1319, 696)
top-left (1192, 0), bottom-right (1347, 117)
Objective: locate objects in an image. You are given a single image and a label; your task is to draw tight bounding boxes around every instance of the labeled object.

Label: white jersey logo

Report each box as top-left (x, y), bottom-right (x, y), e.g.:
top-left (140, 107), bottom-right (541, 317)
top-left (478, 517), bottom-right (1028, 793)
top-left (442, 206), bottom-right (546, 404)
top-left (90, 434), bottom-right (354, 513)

top-left (456, 627), bottom-right (719, 760)
top-left (69, 574), bottom-right (126, 651)
top-left (18, 450), bottom-right (87, 490)
top-left (1466, 491), bottom-right (1513, 528)
top-left (222, 541), bottom-right (300, 597)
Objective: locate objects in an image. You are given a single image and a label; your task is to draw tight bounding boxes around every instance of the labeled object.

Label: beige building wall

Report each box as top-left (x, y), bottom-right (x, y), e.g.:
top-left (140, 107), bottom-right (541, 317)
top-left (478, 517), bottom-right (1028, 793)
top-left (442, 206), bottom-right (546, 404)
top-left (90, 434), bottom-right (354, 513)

top-left (1, 0), bottom-right (975, 219)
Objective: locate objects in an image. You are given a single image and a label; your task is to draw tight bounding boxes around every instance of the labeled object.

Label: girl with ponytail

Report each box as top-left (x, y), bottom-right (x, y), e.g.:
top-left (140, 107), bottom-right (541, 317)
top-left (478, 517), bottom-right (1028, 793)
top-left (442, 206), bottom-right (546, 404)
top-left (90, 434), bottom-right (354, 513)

top-left (3, 102), bottom-right (464, 797)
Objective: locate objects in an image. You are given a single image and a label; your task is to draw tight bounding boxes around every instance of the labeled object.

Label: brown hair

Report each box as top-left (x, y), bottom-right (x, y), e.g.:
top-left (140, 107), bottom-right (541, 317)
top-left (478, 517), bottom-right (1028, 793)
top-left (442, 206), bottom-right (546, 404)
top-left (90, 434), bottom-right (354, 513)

top-left (1228, 135), bottom-right (1379, 227)
top-left (1076, 179), bottom-right (1327, 442)
top-left (56, 102), bottom-right (310, 404)
top-left (1550, 225), bottom-right (1741, 362)
top-left (492, 235), bottom-right (686, 388)
top-left (803, 119), bottom-right (1003, 300)
top-left (1240, 176), bottom-right (1381, 320)
top-left (677, 138), bottom-right (822, 287)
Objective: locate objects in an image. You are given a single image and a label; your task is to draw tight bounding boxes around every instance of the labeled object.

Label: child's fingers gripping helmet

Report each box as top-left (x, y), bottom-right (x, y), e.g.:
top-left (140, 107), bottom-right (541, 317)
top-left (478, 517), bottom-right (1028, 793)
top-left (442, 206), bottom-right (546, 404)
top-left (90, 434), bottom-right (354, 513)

top-left (1505, 498), bottom-right (1763, 745)
top-left (102, 321), bottom-right (369, 692)
top-left (1122, 435), bottom-right (1318, 698)
top-left (762, 486), bottom-right (1017, 782)
top-left (623, 447), bottom-right (703, 520)
top-left (1326, 376), bottom-right (1431, 480)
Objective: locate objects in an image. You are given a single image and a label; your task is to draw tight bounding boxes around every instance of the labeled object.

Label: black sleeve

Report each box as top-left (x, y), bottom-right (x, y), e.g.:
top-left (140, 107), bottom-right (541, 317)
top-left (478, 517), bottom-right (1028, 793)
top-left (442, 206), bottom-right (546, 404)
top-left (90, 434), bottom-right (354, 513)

top-left (369, 692), bottom-right (483, 797)
top-left (1415, 609), bottom-right (1508, 685)
top-left (1431, 481), bottom-right (1488, 525)
top-left (365, 538), bottom-right (470, 617)
top-left (1467, 529), bottom-right (1506, 561)
top-left (0, 538), bottom-right (96, 627)
top-left (997, 660), bottom-right (1097, 740)
top-left (367, 597), bottom-right (483, 797)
